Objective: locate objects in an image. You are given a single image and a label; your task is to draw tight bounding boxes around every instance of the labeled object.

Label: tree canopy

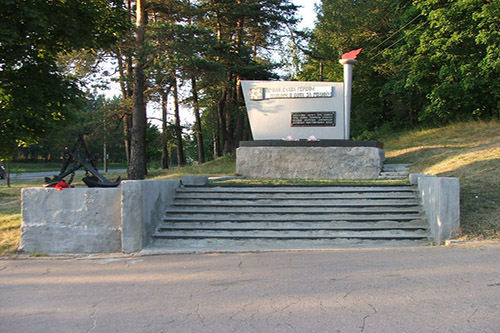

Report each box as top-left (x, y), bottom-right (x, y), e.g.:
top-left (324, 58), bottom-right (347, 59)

top-left (0, 0), bottom-right (129, 159)
top-left (5, 0), bottom-right (497, 173)
top-left (300, 0), bottom-right (500, 137)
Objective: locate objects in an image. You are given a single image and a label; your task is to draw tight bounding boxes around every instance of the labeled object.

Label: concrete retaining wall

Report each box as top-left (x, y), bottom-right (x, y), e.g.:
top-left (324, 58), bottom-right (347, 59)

top-left (19, 180), bottom-right (180, 255)
top-left (121, 180), bottom-right (180, 253)
top-left (411, 174), bottom-right (460, 245)
top-left (20, 188), bottom-right (122, 254)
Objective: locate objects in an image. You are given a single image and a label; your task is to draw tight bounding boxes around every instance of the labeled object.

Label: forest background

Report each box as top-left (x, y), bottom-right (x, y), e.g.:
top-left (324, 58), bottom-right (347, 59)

top-left (1, 0), bottom-right (498, 180)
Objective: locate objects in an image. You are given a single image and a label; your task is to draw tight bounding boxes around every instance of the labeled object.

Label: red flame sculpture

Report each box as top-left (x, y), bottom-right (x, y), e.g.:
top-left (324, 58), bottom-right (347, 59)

top-left (341, 48), bottom-right (362, 60)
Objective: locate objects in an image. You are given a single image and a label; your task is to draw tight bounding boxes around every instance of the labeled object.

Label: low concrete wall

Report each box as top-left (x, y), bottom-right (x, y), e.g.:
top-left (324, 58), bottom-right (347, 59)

top-left (19, 188), bottom-right (122, 254)
top-left (237, 146), bottom-right (385, 179)
top-left (121, 180), bottom-right (180, 253)
top-left (20, 180), bottom-right (180, 254)
top-left (412, 175), bottom-right (460, 245)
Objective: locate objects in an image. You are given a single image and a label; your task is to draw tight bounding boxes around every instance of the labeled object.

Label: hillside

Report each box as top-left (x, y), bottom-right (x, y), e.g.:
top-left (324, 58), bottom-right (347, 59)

top-left (153, 120), bottom-right (499, 238)
top-left (1, 120), bottom-right (498, 256)
top-left (383, 121), bottom-right (500, 238)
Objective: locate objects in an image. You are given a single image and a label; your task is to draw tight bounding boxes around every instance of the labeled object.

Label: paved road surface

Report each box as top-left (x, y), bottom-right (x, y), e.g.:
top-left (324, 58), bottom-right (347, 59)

top-left (1, 242), bottom-right (500, 332)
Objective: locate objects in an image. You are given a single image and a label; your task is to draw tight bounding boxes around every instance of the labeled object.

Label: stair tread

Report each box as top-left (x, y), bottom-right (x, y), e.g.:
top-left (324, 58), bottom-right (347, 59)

top-left (177, 186), bottom-right (416, 194)
top-left (163, 216), bottom-right (425, 223)
top-left (168, 207), bottom-right (421, 212)
top-left (146, 239), bottom-right (430, 252)
top-left (158, 226), bottom-right (428, 231)
top-left (172, 200), bottom-right (420, 207)
top-left (175, 194), bottom-right (418, 200)
top-left (159, 220), bottom-right (427, 228)
top-left (153, 231), bottom-right (429, 240)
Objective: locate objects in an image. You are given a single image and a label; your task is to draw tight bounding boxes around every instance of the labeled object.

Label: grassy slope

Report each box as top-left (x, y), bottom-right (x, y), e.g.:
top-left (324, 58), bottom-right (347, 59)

top-left (1, 120), bottom-right (498, 256)
top-left (383, 120), bottom-right (500, 238)
top-left (148, 154), bottom-right (237, 179)
top-left (0, 180), bottom-right (40, 256)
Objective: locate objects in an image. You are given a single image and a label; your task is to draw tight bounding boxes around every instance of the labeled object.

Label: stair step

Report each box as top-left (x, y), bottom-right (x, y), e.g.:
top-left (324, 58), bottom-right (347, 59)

top-left (378, 175), bottom-right (408, 180)
top-left (146, 238), bottom-right (430, 252)
top-left (177, 186), bottom-right (416, 194)
top-left (158, 220), bottom-right (429, 231)
top-left (175, 192), bottom-right (418, 199)
top-left (153, 229), bottom-right (429, 239)
top-left (379, 171), bottom-right (409, 176)
top-left (166, 207), bottom-right (422, 214)
top-left (382, 164), bottom-right (411, 171)
top-left (172, 199), bottom-right (420, 207)
top-left (163, 215), bottom-right (425, 223)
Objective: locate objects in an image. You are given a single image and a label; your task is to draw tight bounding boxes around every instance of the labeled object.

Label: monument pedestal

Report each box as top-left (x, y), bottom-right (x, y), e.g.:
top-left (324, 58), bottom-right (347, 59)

top-left (236, 140), bottom-right (385, 180)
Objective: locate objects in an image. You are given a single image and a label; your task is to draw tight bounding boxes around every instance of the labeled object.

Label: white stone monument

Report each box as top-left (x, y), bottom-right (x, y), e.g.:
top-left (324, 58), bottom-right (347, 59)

top-left (241, 81), bottom-right (345, 140)
top-left (237, 49), bottom-right (385, 180)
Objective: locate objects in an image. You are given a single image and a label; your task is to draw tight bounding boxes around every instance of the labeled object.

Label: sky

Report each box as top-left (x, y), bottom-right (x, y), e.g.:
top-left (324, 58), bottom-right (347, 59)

top-left (294, 0), bottom-right (320, 30)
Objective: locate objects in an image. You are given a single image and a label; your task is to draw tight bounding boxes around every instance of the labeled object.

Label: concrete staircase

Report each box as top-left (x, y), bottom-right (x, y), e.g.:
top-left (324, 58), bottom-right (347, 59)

top-left (148, 185), bottom-right (431, 252)
top-left (378, 164), bottom-right (411, 180)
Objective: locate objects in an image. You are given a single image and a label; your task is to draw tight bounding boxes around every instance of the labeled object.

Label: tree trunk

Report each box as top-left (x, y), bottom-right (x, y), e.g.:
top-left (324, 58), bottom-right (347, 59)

top-left (172, 74), bottom-right (185, 167)
top-left (5, 160), bottom-right (10, 187)
top-left (117, 50), bottom-right (133, 167)
top-left (129, 0), bottom-right (147, 179)
top-left (191, 76), bottom-right (205, 164)
top-left (217, 89), bottom-right (235, 155)
top-left (319, 60), bottom-right (324, 82)
top-left (160, 88), bottom-right (170, 169)
top-left (120, 1), bottom-right (134, 167)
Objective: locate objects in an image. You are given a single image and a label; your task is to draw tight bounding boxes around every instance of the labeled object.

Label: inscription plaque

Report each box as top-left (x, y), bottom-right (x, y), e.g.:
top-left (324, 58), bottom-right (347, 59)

top-left (291, 112), bottom-right (336, 127)
top-left (249, 86), bottom-right (333, 100)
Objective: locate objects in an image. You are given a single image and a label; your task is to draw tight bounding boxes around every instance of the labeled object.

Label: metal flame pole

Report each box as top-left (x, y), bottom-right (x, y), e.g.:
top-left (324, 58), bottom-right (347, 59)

top-left (339, 58), bottom-right (356, 140)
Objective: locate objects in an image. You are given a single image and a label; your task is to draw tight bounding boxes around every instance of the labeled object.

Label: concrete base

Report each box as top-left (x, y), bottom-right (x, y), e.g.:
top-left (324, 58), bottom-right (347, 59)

top-left (20, 188), bottom-right (122, 254)
top-left (411, 174), bottom-right (460, 245)
top-left (237, 141), bottom-right (385, 180)
top-left (19, 180), bottom-right (181, 255)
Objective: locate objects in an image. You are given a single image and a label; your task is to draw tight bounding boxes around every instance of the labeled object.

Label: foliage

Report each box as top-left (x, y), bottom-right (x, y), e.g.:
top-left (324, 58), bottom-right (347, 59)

top-left (15, 95), bottom-right (128, 165)
top-left (300, 0), bottom-right (500, 136)
top-left (403, 0), bottom-right (500, 123)
top-left (0, 0), bottom-right (129, 159)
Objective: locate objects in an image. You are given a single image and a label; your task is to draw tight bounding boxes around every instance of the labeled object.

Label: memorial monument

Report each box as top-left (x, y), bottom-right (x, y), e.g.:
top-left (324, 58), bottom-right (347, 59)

top-left (237, 49), bottom-right (385, 179)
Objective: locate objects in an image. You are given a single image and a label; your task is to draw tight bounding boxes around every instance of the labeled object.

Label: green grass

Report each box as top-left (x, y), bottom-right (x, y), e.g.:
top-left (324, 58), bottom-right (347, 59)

top-left (148, 154), bottom-right (237, 179)
top-left (0, 200), bottom-right (21, 257)
top-left (382, 120), bottom-right (500, 239)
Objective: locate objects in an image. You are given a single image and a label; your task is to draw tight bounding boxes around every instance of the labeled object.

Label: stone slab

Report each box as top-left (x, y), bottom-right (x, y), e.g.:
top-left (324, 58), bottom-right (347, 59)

top-left (182, 175), bottom-right (208, 186)
top-left (19, 187), bottom-right (121, 254)
top-left (240, 140), bottom-right (383, 148)
top-left (236, 146), bottom-right (385, 179)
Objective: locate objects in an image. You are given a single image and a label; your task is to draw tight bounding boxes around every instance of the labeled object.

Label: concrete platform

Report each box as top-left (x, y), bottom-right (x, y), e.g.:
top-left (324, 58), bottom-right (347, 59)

top-left (236, 140), bottom-right (385, 180)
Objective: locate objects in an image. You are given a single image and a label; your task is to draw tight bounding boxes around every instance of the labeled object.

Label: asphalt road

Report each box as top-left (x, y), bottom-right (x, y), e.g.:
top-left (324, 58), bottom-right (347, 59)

top-left (1, 242), bottom-right (500, 332)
